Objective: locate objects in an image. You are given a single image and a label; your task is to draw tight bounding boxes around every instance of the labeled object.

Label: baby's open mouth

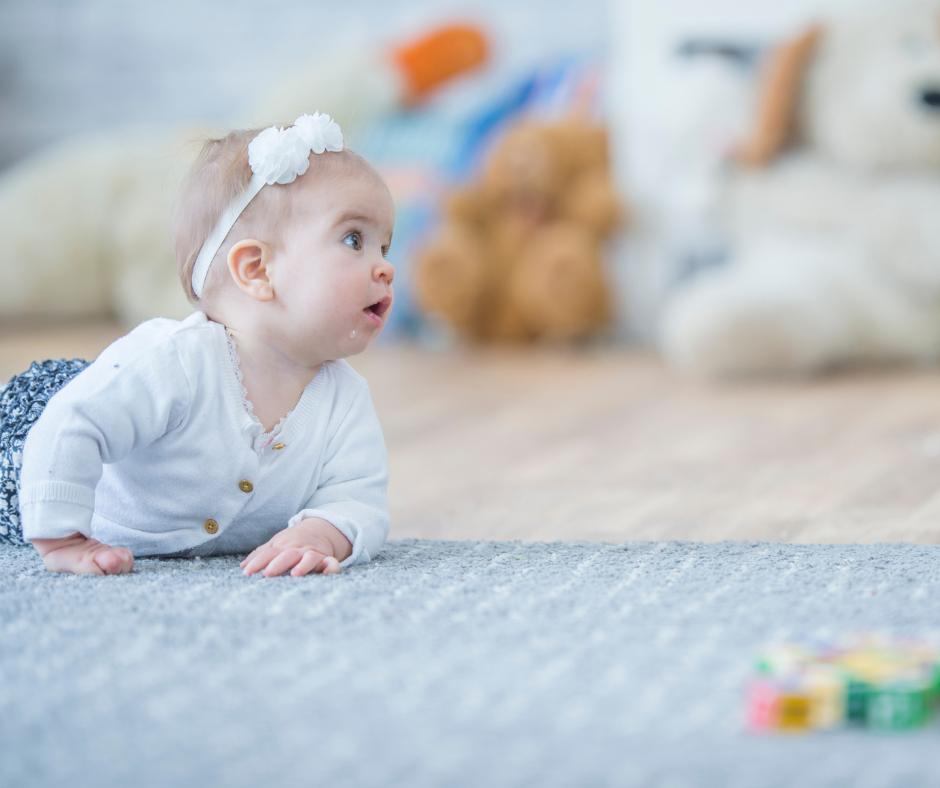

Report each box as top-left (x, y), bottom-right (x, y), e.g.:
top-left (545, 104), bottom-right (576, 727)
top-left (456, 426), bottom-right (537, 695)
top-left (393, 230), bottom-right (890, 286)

top-left (364, 295), bottom-right (392, 319)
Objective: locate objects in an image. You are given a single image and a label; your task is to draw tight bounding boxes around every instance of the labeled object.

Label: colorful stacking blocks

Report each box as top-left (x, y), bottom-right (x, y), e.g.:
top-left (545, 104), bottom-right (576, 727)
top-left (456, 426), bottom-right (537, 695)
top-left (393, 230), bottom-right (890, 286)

top-left (746, 635), bottom-right (940, 733)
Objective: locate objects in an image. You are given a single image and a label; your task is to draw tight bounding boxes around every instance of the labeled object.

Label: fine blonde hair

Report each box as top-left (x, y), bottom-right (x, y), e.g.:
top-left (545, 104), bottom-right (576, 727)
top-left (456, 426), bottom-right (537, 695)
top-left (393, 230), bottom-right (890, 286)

top-left (172, 128), bottom-right (380, 305)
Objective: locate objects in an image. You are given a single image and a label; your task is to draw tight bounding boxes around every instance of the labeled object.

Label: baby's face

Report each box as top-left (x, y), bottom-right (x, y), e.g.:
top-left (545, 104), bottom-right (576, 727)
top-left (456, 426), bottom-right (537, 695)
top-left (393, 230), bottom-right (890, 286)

top-left (271, 167), bottom-right (395, 363)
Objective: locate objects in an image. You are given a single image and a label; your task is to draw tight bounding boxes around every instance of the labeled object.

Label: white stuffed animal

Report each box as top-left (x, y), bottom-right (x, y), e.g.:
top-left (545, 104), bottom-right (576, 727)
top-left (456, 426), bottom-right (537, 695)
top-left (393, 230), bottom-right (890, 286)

top-left (0, 26), bottom-right (486, 326)
top-left (660, 2), bottom-right (940, 376)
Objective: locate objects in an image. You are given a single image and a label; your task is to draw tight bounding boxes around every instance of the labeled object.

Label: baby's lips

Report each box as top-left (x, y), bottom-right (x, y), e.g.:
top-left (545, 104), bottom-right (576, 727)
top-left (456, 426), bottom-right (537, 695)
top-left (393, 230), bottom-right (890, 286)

top-left (368, 295), bottom-right (393, 317)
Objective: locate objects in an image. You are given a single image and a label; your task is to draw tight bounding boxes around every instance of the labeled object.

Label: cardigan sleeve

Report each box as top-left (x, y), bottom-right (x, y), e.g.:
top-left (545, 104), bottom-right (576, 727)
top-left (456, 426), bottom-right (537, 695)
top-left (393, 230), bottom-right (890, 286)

top-left (19, 329), bottom-right (192, 541)
top-left (287, 383), bottom-right (390, 566)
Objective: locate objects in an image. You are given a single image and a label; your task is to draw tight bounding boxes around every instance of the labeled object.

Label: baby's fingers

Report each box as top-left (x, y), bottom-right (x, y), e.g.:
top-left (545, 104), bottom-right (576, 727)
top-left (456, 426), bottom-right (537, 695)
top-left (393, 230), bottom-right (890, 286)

top-left (262, 548), bottom-right (305, 578)
top-left (318, 556), bottom-right (341, 575)
top-left (94, 547), bottom-right (134, 575)
top-left (242, 546), bottom-right (280, 576)
top-left (240, 543), bottom-right (271, 568)
top-left (290, 550), bottom-right (329, 577)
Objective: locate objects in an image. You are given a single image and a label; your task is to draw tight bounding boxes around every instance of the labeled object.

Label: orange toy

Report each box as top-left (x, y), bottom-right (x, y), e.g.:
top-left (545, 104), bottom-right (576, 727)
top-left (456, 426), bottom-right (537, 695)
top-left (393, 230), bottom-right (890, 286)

top-left (416, 119), bottom-right (626, 342)
top-left (394, 26), bottom-right (488, 102)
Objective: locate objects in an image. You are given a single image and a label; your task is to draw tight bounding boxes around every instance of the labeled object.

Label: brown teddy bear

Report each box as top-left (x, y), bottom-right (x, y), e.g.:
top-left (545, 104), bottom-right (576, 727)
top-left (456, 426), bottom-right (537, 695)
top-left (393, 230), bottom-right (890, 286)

top-left (415, 119), bottom-right (625, 341)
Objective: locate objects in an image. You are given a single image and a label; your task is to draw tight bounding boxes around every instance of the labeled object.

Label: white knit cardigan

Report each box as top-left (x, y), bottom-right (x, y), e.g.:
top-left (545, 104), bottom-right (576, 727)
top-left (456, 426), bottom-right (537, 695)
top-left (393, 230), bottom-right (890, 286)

top-left (19, 311), bottom-right (390, 565)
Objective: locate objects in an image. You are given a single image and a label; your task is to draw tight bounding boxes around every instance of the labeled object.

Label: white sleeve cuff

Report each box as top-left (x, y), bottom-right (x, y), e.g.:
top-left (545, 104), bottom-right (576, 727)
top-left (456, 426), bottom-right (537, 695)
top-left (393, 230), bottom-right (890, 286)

top-left (20, 500), bottom-right (94, 540)
top-left (287, 508), bottom-right (365, 567)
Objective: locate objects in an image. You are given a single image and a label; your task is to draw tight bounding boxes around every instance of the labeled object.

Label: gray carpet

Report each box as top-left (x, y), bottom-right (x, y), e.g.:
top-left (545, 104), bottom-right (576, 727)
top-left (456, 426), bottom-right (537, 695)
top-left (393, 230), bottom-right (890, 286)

top-left (3, 539), bottom-right (940, 788)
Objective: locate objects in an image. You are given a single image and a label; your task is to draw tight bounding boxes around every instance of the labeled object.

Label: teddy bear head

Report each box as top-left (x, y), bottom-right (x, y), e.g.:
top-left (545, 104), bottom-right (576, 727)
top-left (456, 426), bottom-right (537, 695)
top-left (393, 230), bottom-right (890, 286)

top-left (738, 1), bottom-right (940, 171)
top-left (480, 121), bottom-right (610, 225)
top-left (805, 2), bottom-right (940, 169)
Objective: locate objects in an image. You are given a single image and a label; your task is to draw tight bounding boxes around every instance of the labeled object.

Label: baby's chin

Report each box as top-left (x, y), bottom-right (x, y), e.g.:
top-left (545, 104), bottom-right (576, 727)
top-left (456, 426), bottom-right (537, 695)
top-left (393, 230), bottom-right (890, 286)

top-left (345, 323), bottom-right (384, 355)
top-left (312, 324), bottom-right (383, 362)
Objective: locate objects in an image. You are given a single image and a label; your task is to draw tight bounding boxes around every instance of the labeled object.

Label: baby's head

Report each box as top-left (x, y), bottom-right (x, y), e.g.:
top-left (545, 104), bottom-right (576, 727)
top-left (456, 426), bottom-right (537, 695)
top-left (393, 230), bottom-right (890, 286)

top-left (172, 118), bottom-right (395, 363)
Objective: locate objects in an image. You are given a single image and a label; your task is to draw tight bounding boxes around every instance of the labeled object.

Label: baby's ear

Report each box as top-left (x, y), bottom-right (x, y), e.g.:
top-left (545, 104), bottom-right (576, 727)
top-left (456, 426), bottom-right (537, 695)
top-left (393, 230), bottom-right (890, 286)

top-left (736, 25), bottom-right (822, 167)
top-left (227, 240), bottom-right (274, 302)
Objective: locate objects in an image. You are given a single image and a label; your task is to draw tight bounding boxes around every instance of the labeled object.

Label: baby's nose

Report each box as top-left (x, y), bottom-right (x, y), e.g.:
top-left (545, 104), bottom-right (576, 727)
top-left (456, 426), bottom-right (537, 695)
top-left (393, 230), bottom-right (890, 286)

top-left (376, 258), bottom-right (395, 283)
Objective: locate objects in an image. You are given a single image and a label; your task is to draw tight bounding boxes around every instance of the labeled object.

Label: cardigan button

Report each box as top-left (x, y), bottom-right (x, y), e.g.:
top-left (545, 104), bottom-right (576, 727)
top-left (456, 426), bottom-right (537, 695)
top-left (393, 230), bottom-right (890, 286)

top-left (204, 519), bottom-right (219, 535)
top-left (238, 480), bottom-right (254, 493)
top-left (273, 443), bottom-right (286, 451)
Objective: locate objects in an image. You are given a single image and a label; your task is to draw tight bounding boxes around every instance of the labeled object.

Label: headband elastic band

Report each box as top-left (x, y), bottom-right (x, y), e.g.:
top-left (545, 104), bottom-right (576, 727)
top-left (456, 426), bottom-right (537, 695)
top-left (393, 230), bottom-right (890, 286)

top-left (191, 174), bottom-right (265, 298)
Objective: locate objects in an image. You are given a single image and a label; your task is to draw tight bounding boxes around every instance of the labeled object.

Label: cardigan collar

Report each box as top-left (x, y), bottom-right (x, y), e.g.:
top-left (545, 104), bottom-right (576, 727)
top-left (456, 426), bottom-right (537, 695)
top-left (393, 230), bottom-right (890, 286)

top-left (208, 317), bottom-right (326, 454)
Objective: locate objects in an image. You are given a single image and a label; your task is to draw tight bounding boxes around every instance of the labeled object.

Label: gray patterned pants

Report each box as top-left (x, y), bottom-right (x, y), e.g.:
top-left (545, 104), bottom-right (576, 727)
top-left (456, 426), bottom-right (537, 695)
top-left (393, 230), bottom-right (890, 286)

top-left (0, 359), bottom-right (89, 546)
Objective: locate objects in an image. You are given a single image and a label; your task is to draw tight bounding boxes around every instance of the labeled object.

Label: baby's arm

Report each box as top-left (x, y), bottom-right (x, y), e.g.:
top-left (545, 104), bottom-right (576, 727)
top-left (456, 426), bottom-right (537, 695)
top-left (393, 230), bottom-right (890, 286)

top-left (242, 383), bottom-right (390, 577)
top-left (20, 330), bottom-right (191, 574)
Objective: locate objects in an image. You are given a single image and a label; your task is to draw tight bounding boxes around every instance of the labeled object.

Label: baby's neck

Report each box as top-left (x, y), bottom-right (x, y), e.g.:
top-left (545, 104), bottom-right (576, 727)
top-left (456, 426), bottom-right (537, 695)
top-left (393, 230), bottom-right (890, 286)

top-left (226, 327), bottom-right (321, 433)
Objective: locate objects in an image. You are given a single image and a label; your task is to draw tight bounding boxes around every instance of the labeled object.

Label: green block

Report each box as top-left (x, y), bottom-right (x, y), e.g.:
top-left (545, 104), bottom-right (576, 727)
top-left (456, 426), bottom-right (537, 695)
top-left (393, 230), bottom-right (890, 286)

top-left (867, 684), bottom-right (931, 731)
top-left (846, 680), bottom-right (870, 723)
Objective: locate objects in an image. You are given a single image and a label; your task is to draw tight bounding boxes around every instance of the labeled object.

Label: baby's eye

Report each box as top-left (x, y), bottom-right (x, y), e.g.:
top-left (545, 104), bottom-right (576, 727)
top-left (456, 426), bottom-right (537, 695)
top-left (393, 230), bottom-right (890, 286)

top-left (382, 245), bottom-right (390, 259)
top-left (343, 232), bottom-right (363, 252)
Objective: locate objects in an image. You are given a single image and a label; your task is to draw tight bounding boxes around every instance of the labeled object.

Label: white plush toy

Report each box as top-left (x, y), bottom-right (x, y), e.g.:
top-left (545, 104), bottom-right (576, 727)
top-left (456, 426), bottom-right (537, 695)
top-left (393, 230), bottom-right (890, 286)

top-left (0, 26), bottom-right (486, 326)
top-left (660, 2), bottom-right (940, 376)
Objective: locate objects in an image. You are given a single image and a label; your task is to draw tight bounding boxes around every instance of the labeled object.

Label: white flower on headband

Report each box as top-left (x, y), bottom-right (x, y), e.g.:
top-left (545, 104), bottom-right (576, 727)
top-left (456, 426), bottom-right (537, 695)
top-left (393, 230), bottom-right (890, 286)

top-left (246, 113), bottom-right (344, 186)
top-left (248, 126), bottom-right (310, 185)
top-left (294, 112), bottom-right (344, 154)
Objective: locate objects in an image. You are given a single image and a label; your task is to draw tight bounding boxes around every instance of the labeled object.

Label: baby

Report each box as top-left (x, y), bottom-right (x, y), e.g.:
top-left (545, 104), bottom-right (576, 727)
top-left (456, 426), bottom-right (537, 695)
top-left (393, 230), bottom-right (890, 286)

top-left (9, 113), bottom-right (395, 577)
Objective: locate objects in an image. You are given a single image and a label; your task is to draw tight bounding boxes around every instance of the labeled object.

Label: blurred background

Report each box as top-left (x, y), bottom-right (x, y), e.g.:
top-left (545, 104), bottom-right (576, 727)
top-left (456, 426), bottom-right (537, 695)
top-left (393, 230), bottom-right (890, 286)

top-left (0, 0), bottom-right (603, 165)
top-left (2, 0), bottom-right (940, 545)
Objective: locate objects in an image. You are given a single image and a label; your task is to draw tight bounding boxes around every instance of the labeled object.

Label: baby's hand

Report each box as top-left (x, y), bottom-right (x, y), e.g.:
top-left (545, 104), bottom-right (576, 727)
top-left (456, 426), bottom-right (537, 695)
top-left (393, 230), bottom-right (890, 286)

top-left (240, 517), bottom-right (352, 577)
top-left (32, 533), bottom-right (134, 575)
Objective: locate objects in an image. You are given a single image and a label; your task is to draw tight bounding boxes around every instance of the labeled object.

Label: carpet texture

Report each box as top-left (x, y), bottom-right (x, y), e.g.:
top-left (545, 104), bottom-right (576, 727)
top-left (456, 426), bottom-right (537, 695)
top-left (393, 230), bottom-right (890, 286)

top-left (3, 539), bottom-right (940, 787)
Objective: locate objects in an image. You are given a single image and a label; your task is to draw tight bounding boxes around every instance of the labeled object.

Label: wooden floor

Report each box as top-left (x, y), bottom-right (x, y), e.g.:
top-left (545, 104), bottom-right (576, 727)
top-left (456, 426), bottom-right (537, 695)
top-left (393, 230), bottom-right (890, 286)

top-left (3, 320), bottom-right (940, 545)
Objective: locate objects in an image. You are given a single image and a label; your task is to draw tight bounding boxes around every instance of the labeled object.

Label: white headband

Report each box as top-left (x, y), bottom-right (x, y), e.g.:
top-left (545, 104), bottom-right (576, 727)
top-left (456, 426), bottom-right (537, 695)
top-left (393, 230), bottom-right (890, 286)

top-left (191, 112), bottom-right (344, 298)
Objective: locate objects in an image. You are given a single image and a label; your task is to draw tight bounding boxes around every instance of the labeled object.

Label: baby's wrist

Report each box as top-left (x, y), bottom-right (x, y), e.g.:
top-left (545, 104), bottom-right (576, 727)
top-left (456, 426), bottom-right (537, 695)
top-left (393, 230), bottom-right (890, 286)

top-left (296, 516), bottom-right (353, 562)
top-left (30, 532), bottom-right (85, 558)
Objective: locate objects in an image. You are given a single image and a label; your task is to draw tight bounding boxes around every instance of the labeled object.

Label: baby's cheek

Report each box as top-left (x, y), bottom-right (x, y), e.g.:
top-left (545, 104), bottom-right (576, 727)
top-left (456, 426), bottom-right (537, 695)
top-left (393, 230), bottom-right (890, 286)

top-left (303, 290), bottom-right (345, 322)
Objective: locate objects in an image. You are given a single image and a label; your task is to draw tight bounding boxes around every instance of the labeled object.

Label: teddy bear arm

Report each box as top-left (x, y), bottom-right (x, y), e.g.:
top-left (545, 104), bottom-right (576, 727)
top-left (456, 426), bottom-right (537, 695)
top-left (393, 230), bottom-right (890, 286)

top-left (446, 187), bottom-right (491, 224)
top-left (415, 223), bottom-right (492, 337)
top-left (561, 170), bottom-right (625, 236)
top-left (508, 222), bottom-right (610, 338)
top-left (863, 182), bottom-right (940, 294)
